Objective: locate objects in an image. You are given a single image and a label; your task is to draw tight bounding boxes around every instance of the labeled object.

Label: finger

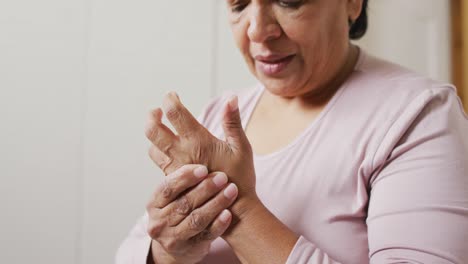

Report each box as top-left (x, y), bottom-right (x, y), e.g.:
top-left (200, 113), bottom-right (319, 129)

top-left (145, 116), bottom-right (178, 155)
top-left (148, 146), bottom-right (179, 175)
top-left (149, 107), bottom-right (163, 122)
top-left (175, 183), bottom-right (238, 239)
top-left (164, 172), bottom-right (229, 226)
top-left (150, 164), bottom-right (209, 208)
top-left (190, 209), bottom-right (232, 243)
top-left (222, 96), bottom-right (248, 151)
top-left (162, 92), bottom-right (202, 137)
top-left (148, 146), bottom-right (170, 171)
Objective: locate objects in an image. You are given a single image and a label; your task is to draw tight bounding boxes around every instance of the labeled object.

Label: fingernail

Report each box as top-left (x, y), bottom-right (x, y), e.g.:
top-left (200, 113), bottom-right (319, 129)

top-left (224, 183), bottom-right (238, 199)
top-left (219, 209), bottom-right (231, 223)
top-left (228, 96), bottom-right (238, 112)
top-left (193, 166), bottom-right (208, 178)
top-left (212, 173), bottom-right (228, 188)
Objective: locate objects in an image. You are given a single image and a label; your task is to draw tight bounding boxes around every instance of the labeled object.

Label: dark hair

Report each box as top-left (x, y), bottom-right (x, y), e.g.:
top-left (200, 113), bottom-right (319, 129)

top-left (349, 0), bottom-right (369, 40)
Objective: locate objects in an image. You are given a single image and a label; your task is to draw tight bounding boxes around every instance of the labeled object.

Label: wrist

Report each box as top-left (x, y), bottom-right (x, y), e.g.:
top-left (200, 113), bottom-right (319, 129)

top-left (232, 193), bottom-right (262, 218)
top-left (149, 240), bottom-right (178, 264)
top-left (221, 196), bottom-right (299, 263)
top-left (223, 194), bottom-right (265, 236)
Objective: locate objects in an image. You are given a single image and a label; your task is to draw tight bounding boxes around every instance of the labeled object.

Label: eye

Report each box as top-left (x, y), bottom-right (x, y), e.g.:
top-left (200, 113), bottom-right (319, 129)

top-left (232, 4), bottom-right (248, 12)
top-left (277, 0), bottom-right (303, 8)
top-left (230, 0), bottom-right (249, 13)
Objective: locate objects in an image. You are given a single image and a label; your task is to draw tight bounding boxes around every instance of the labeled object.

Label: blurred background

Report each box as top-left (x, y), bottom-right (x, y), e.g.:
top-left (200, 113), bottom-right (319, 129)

top-left (0, 0), bottom-right (466, 263)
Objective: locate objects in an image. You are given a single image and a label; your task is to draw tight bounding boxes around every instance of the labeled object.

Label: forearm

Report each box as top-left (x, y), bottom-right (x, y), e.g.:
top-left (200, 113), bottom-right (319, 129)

top-left (223, 198), bottom-right (299, 264)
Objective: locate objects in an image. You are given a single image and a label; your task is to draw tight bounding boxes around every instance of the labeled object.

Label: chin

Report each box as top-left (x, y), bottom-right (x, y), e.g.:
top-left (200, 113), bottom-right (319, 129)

top-left (254, 72), bottom-right (298, 95)
top-left (259, 79), bottom-right (301, 98)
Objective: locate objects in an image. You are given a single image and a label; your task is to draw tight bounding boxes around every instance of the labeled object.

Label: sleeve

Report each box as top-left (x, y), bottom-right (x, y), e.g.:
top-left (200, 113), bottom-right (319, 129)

top-left (367, 87), bottom-right (468, 263)
top-left (115, 213), bottom-right (152, 264)
top-left (285, 237), bottom-right (343, 264)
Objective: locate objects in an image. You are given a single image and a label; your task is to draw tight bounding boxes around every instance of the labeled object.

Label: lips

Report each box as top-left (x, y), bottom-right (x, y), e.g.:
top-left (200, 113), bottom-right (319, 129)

top-left (254, 54), bottom-right (295, 76)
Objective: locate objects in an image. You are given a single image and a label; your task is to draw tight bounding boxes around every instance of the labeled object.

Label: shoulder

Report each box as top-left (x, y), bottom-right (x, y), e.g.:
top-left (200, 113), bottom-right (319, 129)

top-left (355, 51), bottom-right (455, 96)
top-left (341, 49), bottom-right (468, 172)
top-left (354, 50), bottom-right (456, 100)
top-left (345, 49), bottom-right (465, 130)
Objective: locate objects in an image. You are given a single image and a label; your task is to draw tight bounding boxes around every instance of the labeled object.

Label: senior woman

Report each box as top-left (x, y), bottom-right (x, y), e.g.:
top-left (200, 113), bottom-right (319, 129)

top-left (117, 0), bottom-right (468, 263)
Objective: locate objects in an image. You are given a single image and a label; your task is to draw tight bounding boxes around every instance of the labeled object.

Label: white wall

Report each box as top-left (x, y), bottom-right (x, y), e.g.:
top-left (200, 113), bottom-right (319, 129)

top-left (0, 0), bottom-right (86, 263)
top-left (357, 0), bottom-right (452, 83)
top-left (81, 1), bottom-right (215, 263)
top-left (0, 1), bottom-right (451, 263)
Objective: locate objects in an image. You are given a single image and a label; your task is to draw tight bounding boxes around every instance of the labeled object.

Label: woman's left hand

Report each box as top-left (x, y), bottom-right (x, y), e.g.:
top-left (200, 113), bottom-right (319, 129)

top-left (145, 92), bottom-right (258, 217)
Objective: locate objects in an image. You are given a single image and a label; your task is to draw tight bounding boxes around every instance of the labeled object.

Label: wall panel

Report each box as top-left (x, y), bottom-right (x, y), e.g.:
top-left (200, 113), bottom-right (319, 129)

top-left (0, 0), bottom-right (87, 263)
top-left (357, 0), bottom-right (452, 83)
top-left (81, 1), bottom-right (215, 263)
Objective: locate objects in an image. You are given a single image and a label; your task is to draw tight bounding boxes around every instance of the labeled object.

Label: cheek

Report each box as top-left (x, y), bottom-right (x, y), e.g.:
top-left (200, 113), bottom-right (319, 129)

top-left (231, 24), bottom-right (253, 64)
top-left (285, 24), bottom-right (328, 65)
top-left (294, 19), bottom-right (347, 60)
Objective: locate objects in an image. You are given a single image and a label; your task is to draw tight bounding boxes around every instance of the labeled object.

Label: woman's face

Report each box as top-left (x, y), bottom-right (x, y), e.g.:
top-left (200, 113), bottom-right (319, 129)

top-left (227, 0), bottom-right (363, 97)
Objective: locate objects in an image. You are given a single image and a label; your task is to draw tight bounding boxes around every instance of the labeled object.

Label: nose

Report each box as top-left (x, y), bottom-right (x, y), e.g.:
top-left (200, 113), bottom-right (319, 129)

top-left (247, 6), bottom-right (282, 43)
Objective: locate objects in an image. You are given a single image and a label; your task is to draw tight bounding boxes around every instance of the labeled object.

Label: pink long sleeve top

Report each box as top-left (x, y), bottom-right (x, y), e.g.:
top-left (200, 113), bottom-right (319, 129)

top-left (116, 50), bottom-right (468, 263)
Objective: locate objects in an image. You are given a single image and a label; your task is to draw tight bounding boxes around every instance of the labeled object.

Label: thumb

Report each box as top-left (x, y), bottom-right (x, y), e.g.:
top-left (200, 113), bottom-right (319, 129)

top-left (222, 96), bottom-right (248, 150)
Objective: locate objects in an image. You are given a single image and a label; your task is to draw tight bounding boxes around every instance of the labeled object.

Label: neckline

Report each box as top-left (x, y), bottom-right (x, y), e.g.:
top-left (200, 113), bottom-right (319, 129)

top-left (241, 48), bottom-right (365, 161)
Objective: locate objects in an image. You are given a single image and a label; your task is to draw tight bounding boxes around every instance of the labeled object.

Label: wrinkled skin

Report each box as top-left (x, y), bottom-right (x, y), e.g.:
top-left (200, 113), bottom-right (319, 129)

top-left (145, 165), bottom-right (237, 264)
top-left (145, 93), bottom-right (259, 262)
top-left (146, 93), bottom-right (257, 204)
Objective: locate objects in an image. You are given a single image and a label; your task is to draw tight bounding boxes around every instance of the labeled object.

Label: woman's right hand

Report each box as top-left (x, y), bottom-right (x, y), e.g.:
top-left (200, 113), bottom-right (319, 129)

top-left (146, 164), bottom-right (238, 264)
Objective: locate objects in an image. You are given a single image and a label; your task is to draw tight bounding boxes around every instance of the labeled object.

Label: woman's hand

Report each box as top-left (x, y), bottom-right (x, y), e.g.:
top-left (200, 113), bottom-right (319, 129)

top-left (145, 92), bottom-right (258, 217)
top-left (146, 164), bottom-right (238, 264)
top-left (145, 94), bottom-right (300, 263)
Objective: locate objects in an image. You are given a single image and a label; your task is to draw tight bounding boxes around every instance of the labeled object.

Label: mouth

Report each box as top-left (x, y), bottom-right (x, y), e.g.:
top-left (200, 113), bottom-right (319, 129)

top-left (254, 54), bottom-right (295, 76)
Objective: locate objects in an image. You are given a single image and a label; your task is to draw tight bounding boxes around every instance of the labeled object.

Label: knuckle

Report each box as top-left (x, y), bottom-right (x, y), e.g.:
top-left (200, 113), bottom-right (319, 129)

top-left (161, 179), bottom-right (173, 199)
top-left (192, 140), bottom-right (205, 163)
top-left (191, 230), bottom-right (212, 244)
top-left (158, 138), bottom-right (176, 154)
top-left (188, 210), bottom-right (208, 232)
top-left (161, 157), bottom-right (175, 175)
top-left (198, 229), bottom-right (214, 241)
top-left (174, 195), bottom-right (192, 215)
top-left (165, 103), bottom-right (182, 122)
top-left (147, 220), bottom-right (165, 239)
top-left (145, 125), bottom-right (158, 141)
top-left (148, 146), bottom-right (173, 172)
top-left (148, 147), bottom-right (165, 167)
top-left (161, 238), bottom-right (178, 253)
top-left (224, 116), bottom-right (242, 130)
top-left (210, 141), bottom-right (228, 158)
